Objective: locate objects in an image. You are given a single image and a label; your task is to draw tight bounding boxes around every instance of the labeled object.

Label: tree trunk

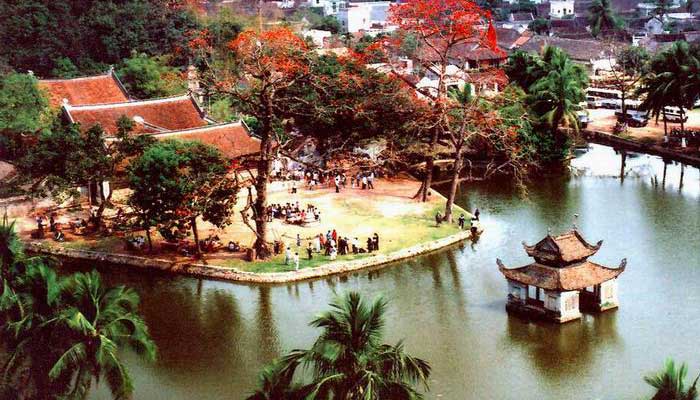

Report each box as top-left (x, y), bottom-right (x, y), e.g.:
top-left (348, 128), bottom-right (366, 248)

top-left (444, 149), bottom-right (463, 223)
top-left (252, 99), bottom-right (275, 259)
top-left (145, 227), bottom-right (152, 252)
top-left (662, 109), bottom-right (668, 139)
top-left (191, 216), bottom-right (202, 257)
top-left (94, 181), bottom-right (113, 230)
top-left (680, 106), bottom-right (685, 133)
top-left (621, 91), bottom-right (626, 117)
top-left (421, 128), bottom-right (439, 202)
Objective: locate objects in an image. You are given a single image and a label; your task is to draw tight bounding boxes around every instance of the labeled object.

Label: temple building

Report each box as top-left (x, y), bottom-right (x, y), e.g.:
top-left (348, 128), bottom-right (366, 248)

top-left (38, 68), bottom-right (129, 107)
top-left (497, 229), bottom-right (626, 323)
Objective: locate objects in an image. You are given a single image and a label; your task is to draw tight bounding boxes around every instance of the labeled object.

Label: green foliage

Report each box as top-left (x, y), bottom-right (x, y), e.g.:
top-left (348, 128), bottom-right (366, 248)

top-left (638, 41), bottom-right (699, 128)
top-left (645, 359), bottom-right (699, 400)
top-left (210, 98), bottom-right (236, 122)
top-left (248, 292), bottom-right (431, 400)
top-left (127, 140), bottom-right (239, 251)
top-left (0, 221), bottom-right (156, 399)
top-left (0, 0), bottom-right (201, 76)
top-left (313, 16), bottom-right (342, 34)
top-left (588, 0), bottom-right (624, 37)
top-left (50, 57), bottom-right (81, 79)
top-left (207, 7), bottom-right (244, 51)
top-left (528, 18), bottom-right (551, 35)
top-left (506, 47), bottom-right (587, 160)
top-left (117, 53), bottom-right (186, 99)
top-left (0, 72), bottom-right (51, 159)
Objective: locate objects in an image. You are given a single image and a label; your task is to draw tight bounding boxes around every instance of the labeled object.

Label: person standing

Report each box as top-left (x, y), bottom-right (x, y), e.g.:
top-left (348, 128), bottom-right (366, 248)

top-left (307, 242), bottom-right (313, 259)
top-left (296, 233), bottom-right (301, 247)
top-left (331, 229), bottom-right (337, 242)
top-left (285, 246), bottom-right (292, 265)
top-left (458, 214), bottom-right (465, 230)
top-left (474, 208), bottom-right (480, 221)
top-left (361, 175), bottom-right (368, 190)
top-left (366, 237), bottom-right (373, 253)
top-left (373, 233), bottom-right (379, 251)
top-left (314, 234), bottom-right (321, 253)
top-left (330, 246), bottom-right (338, 260)
top-left (294, 252), bottom-right (300, 271)
top-left (368, 171), bottom-right (375, 189)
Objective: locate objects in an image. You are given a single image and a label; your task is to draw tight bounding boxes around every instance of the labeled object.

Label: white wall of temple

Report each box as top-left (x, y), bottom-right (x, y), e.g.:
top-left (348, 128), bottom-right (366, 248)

top-left (507, 280), bottom-right (527, 303)
top-left (544, 289), bottom-right (581, 320)
top-left (599, 279), bottom-right (619, 307)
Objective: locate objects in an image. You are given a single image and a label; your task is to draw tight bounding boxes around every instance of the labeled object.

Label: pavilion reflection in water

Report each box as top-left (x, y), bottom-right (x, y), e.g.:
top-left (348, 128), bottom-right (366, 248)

top-left (497, 228), bottom-right (626, 323)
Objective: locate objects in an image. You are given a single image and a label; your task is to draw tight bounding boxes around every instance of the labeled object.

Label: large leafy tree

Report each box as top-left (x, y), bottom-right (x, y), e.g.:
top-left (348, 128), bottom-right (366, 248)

top-left (588, 0), bottom-right (624, 38)
top-left (17, 117), bottom-right (155, 227)
top-left (607, 46), bottom-right (650, 116)
top-left (204, 28), bottom-right (313, 259)
top-left (386, 0), bottom-right (497, 203)
top-left (0, 72), bottom-right (52, 159)
top-left (645, 359), bottom-right (699, 400)
top-left (249, 292), bottom-right (431, 400)
top-left (127, 140), bottom-right (239, 256)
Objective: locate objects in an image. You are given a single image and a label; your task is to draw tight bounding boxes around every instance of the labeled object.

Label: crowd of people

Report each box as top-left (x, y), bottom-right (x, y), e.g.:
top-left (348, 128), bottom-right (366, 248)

top-left (278, 166), bottom-right (380, 194)
top-left (266, 202), bottom-right (321, 225)
top-left (283, 229), bottom-right (381, 270)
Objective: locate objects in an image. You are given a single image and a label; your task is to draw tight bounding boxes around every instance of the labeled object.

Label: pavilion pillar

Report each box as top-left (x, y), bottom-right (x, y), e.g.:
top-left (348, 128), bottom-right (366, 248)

top-left (597, 279), bottom-right (619, 311)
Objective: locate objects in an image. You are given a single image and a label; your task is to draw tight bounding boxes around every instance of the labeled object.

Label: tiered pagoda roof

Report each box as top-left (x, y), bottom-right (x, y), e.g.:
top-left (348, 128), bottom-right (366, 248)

top-left (523, 229), bottom-right (602, 266)
top-left (498, 229), bottom-right (626, 292)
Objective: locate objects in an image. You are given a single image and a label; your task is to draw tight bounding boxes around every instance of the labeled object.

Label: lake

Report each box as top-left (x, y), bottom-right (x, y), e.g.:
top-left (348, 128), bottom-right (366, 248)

top-left (88, 144), bottom-right (700, 400)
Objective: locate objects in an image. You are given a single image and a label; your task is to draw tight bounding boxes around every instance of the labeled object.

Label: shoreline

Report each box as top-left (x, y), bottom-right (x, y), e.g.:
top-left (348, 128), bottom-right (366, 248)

top-left (25, 228), bottom-right (474, 284)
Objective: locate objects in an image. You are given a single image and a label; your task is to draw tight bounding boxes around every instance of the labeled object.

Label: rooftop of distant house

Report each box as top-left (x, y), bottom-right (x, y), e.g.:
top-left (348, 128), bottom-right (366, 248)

top-left (38, 70), bottom-right (129, 108)
top-left (519, 36), bottom-right (617, 62)
top-left (64, 95), bottom-right (210, 136)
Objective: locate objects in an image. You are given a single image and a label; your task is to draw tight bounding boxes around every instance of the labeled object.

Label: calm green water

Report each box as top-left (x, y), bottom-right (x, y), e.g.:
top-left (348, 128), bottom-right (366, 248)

top-left (85, 144), bottom-right (700, 400)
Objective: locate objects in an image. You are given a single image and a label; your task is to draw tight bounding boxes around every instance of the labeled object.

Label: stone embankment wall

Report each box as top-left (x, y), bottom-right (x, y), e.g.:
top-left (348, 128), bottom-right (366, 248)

top-left (582, 129), bottom-right (700, 167)
top-left (26, 230), bottom-right (472, 284)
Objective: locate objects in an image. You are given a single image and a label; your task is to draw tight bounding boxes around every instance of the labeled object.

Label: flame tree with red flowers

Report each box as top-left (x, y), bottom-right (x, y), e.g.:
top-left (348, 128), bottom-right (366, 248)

top-left (205, 28), bottom-right (314, 259)
top-left (387, 0), bottom-right (533, 222)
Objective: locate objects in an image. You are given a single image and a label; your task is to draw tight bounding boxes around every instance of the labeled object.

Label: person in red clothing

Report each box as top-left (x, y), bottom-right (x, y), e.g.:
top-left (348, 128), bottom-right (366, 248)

top-left (331, 229), bottom-right (337, 242)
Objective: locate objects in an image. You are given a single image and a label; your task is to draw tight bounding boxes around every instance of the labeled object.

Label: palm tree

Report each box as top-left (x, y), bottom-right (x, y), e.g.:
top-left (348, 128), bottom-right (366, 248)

top-left (246, 359), bottom-right (306, 400)
top-left (251, 292), bottom-right (431, 400)
top-left (645, 359), bottom-right (699, 400)
top-left (588, 0), bottom-right (624, 37)
top-left (0, 214), bottom-right (23, 281)
top-left (639, 41), bottom-right (697, 135)
top-left (527, 46), bottom-right (587, 157)
top-left (48, 270), bottom-right (156, 400)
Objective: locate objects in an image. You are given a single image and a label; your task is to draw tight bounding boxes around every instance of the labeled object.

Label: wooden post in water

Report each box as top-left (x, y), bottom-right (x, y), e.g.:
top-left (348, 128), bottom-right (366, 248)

top-left (679, 164), bottom-right (685, 190)
top-left (620, 150), bottom-right (627, 183)
top-left (662, 159), bottom-right (668, 189)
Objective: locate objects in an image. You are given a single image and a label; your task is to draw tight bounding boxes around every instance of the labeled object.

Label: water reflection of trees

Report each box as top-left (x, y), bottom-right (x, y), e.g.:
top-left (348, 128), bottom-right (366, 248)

top-left (137, 281), bottom-right (245, 376)
top-left (503, 312), bottom-right (621, 380)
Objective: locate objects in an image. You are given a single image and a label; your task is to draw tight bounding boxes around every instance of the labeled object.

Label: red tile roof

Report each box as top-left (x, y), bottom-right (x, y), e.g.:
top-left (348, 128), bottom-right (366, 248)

top-left (39, 72), bottom-right (129, 107)
top-left (149, 122), bottom-right (261, 159)
top-left (64, 95), bottom-right (208, 136)
top-left (498, 260), bottom-right (625, 291)
top-left (523, 230), bottom-right (602, 265)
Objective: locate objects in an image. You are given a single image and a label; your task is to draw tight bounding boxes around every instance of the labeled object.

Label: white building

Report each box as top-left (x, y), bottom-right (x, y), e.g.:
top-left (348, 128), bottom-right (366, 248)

top-left (337, 1), bottom-right (393, 33)
top-left (302, 29), bottom-right (333, 47)
top-left (308, 0), bottom-right (346, 16)
top-left (550, 0), bottom-right (575, 18)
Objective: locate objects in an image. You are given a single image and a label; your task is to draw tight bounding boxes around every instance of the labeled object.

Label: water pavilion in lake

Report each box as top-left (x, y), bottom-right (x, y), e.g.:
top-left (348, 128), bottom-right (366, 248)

top-left (497, 229), bottom-right (626, 323)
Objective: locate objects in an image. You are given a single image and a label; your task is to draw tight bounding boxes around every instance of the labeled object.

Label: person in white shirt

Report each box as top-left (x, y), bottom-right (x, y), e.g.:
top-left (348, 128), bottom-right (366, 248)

top-left (285, 246), bottom-right (292, 265)
top-left (294, 252), bottom-right (300, 270)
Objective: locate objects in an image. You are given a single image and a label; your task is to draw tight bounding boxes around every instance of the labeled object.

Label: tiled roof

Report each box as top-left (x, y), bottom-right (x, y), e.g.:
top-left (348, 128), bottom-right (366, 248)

top-left (519, 36), bottom-right (616, 61)
top-left (150, 122), bottom-right (261, 159)
top-left (523, 229), bottom-right (602, 265)
top-left (511, 12), bottom-right (534, 21)
top-left (498, 260), bottom-right (625, 291)
top-left (39, 71), bottom-right (129, 108)
top-left (64, 95), bottom-right (208, 136)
